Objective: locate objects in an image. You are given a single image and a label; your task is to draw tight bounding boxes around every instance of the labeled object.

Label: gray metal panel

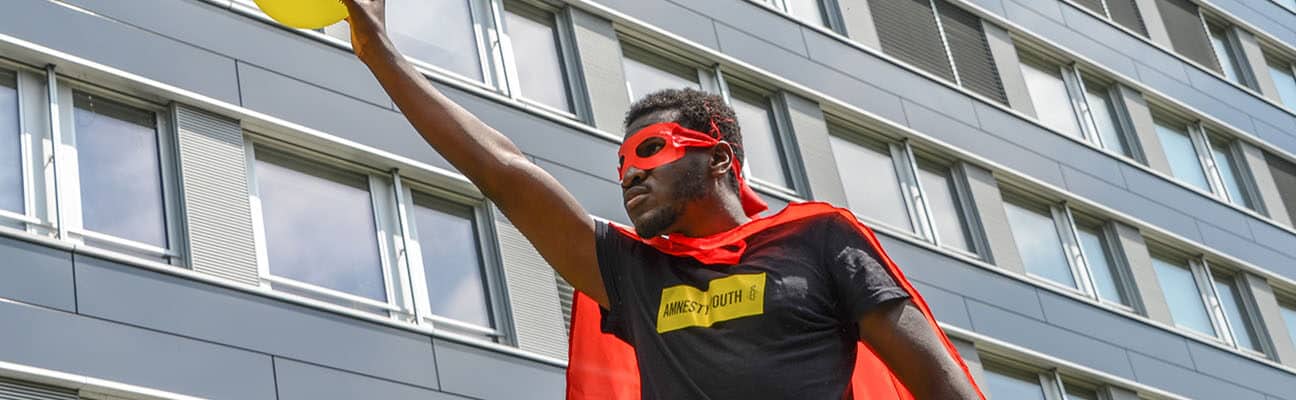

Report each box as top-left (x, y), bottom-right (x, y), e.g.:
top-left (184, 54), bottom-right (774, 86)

top-left (587, 0), bottom-right (720, 49)
top-left (1004, 0), bottom-right (1140, 77)
top-left (274, 358), bottom-right (467, 400)
top-left (972, 101), bottom-right (1127, 187)
top-left (494, 210), bottom-right (569, 360)
top-left (958, 161), bottom-right (1026, 274)
top-left (568, 7), bottom-right (631, 133)
top-left (911, 280), bottom-right (973, 328)
top-left (781, 92), bottom-right (846, 205)
top-left (1242, 144), bottom-right (1291, 227)
top-left (0, 287), bottom-right (276, 400)
top-left (72, 254), bottom-right (441, 390)
top-left (433, 338), bottom-right (566, 400)
top-left (965, 299), bottom-right (1138, 379)
top-left (173, 104), bottom-right (259, 286)
top-left (0, 236), bottom-right (74, 312)
top-left (534, 158), bottom-right (626, 225)
top-left (874, 232), bottom-right (1045, 319)
top-left (840, 0), bottom-right (882, 49)
top-left (0, 0), bottom-right (240, 104)
top-left (0, 378), bottom-right (76, 400)
top-left (666, 0), bottom-right (808, 56)
top-left (1127, 351), bottom-right (1267, 400)
top-left (906, 101), bottom-right (1066, 187)
top-left (1037, 287), bottom-right (1194, 367)
top-left (1240, 273), bottom-right (1296, 367)
top-left (1183, 341), bottom-right (1294, 399)
top-left (984, 21), bottom-right (1037, 116)
top-left (1109, 220), bottom-right (1176, 324)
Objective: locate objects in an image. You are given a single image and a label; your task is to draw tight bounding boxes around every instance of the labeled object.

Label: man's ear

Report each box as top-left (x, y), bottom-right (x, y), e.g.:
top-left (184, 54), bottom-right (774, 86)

top-left (710, 142), bottom-right (735, 178)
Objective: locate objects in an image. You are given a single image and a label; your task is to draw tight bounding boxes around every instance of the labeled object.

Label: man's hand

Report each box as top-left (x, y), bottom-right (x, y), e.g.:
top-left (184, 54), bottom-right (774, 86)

top-left (859, 300), bottom-right (982, 399)
top-left (339, 0), bottom-right (385, 60)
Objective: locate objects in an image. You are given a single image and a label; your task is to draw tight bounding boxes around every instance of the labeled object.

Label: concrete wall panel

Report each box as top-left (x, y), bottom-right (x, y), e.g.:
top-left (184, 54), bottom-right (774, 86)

top-left (0, 236), bottom-right (73, 312)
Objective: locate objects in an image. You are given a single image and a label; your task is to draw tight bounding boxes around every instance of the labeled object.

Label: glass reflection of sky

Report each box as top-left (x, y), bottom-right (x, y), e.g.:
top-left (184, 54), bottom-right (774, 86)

top-left (918, 165), bottom-right (970, 252)
top-left (829, 136), bottom-right (912, 233)
top-left (733, 95), bottom-right (789, 187)
top-left (73, 93), bottom-right (167, 247)
top-left (1214, 278), bottom-right (1258, 351)
top-left (505, 9), bottom-right (571, 112)
top-left (388, 0), bottom-right (482, 82)
top-left (0, 74), bottom-right (20, 213)
top-left (622, 56), bottom-right (699, 102)
top-left (256, 158), bottom-right (386, 301)
top-left (1152, 257), bottom-right (1216, 337)
top-left (414, 198), bottom-right (491, 328)
top-left (1155, 123), bottom-right (1211, 191)
top-left (1004, 202), bottom-right (1076, 288)
top-left (982, 369), bottom-right (1047, 400)
top-left (1077, 226), bottom-right (1125, 305)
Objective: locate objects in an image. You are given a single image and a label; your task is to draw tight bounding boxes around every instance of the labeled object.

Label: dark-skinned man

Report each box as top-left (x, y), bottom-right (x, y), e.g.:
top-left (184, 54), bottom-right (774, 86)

top-left (339, 0), bottom-right (984, 399)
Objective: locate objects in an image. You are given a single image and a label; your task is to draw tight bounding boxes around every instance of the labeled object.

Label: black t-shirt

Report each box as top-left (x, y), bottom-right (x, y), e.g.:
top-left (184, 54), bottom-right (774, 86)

top-left (595, 213), bottom-right (910, 400)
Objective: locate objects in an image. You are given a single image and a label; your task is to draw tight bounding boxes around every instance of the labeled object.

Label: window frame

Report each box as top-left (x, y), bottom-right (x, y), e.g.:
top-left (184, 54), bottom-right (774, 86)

top-left (0, 64), bottom-right (36, 230)
top-left (1200, 266), bottom-right (1272, 357)
top-left (245, 138), bottom-right (512, 342)
top-left (1202, 18), bottom-right (1249, 87)
top-left (1002, 189), bottom-right (1137, 311)
top-left (749, 0), bottom-right (844, 32)
top-left (1264, 51), bottom-right (1296, 111)
top-left (1016, 49), bottom-right (1140, 160)
top-left (1149, 244), bottom-right (1270, 353)
top-left (828, 122), bottom-right (985, 260)
top-left (981, 356), bottom-right (1107, 400)
top-left (1151, 110), bottom-right (1260, 209)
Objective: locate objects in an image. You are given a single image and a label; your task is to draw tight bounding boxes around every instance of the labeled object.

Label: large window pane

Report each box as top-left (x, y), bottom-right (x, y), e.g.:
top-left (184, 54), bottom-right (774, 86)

top-left (731, 91), bottom-right (789, 188)
top-left (1152, 256), bottom-right (1216, 336)
top-left (1155, 120), bottom-right (1211, 191)
top-left (983, 368), bottom-right (1047, 400)
top-left (1077, 225), bottom-right (1129, 306)
top-left (388, 0), bottom-right (482, 82)
top-left (1281, 302), bottom-right (1296, 350)
top-left (622, 54), bottom-right (699, 102)
top-left (1084, 81), bottom-right (1132, 157)
top-left (1213, 275), bottom-right (1260, 351)
top-left (504, 6), bottom-right (571, 112)
top-left (413, 194), bottom-right (491, 328)
top-left (785, 0), bottom-right (828, 26)
top-left (830, 136), bottom-right (912, 232)
top-left (1209, 139), bottom-right (1250, 208)
top-left (1268, 59), bottom-right (1296, 110)
top-left (1208, 25), bottom-right (1243, 84)
top-left (918, 161), bottom-right (972, 252)
top-left (0, 72), bottom-right (19, 214)
top-left (256, 153), bottom-right (386, 301)
top-left (1020, 60), bottom-right (1083, 139)
top-left (1004, 201), bottom-right (1076, 288)
top-left (72, 92), bottom-right (167, 247)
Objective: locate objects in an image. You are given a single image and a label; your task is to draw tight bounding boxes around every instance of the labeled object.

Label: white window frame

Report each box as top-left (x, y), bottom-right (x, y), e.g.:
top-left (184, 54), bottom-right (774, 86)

top-left (831, 127), bottom-right (984, 259)
top-left (0, 63), bottom-right (42, 232)
top-left (1151, 247), bottom-right (1267, 354)
top-left (1019, 51), bottom-right (1139, 159)
top-left (982, 357), bottom-right (1112, 400)
top-left (1153, 112), bottom-right (1259, 209)
top-left (245, 139), bottom-right (511, 341)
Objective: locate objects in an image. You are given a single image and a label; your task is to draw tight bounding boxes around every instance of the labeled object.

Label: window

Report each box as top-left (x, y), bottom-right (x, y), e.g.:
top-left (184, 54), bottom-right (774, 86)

top-left (1206, 22), bottom-right (1247, 86)
top-left (1152, 115), bottom-right (1256, 209)
top-left (1150, 252), bottom-right (1264, 351)
top-left (1018, 53), bottom-right (1136, 158)
top-left (1267, 55), bottom-right (1296, 110)
top-left (982, 366), bottom-right (1049, 400)
top-left (1003, 193), bottom-right (1135, 307)
top-left (1264, 153), bottom-right (1296, 222)
top-left (621, 46), bottom-right (703, 102)
top-left (1207, 136), bottom-right (1252, 208)
top-left (830, 127), bottom-right (979, 256)
top-left (1276, 0), bottom-right (1296, 11)
top-left (1154, 117), bottom-right (1212, 191)
top-left (252, 149), bottom-right (391, 304)
top-left (1280, 299), bottom-right (1296, 351)
top-left (1070, 0), bottom-right (1149, 36)
top-left (869, 0), bottom-right (1007, 103)
top-left (1152, 253), bottom-right (1217, 337)
top-left (0, 71), bottom-right (19, 216)
top-left (730, 87), bottom-right (792, 189)
top-left (1155, 0), bottom-right (1222, 72)
top-left (408, 192), bottom-right (499, 338)
top-left (326, 0), bottom-right (579, 116)
top-left (1210, 271), bottom-right (1262, 353)
top-left (755, 0), bottom-right (830, 27)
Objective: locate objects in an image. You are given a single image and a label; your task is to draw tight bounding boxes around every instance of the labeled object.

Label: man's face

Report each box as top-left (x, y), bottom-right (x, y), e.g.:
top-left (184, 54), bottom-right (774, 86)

top-left (620, 109), bottom-right (712, 238)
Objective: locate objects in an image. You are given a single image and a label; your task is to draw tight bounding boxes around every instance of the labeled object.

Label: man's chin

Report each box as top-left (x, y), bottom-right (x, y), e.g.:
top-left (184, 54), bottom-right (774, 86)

top-left (628, 207), bottom-right (676, 238)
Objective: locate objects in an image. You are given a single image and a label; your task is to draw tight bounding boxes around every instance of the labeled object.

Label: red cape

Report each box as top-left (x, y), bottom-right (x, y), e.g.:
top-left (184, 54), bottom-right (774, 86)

top-left (565, 202), bottom-right (985, 400)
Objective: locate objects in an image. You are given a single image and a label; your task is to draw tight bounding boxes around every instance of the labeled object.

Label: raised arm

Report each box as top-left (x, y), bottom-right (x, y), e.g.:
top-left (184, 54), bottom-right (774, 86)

top-left (858, 300), bottom-right (982, 399)
top-left (341, 0), bottom-right (607, 306)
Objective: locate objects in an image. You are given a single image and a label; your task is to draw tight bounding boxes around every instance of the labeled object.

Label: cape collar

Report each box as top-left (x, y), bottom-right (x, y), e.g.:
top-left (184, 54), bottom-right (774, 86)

top-left (610, 202), bottom-right (849, 265)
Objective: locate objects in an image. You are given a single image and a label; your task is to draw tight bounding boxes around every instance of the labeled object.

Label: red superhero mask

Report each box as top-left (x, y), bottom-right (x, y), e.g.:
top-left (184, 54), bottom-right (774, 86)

top-left (617, 122), bottom-right (769, 217)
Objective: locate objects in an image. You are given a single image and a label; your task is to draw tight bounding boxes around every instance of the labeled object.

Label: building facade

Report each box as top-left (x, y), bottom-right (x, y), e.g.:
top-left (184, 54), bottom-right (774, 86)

top-left (2, 0), bottom-right (1296, 398)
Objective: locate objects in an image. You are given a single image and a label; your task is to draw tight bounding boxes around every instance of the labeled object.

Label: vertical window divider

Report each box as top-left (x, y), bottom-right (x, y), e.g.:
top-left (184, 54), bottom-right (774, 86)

top-left (43, 65), bottom-right (66, 240)
top-left (15, 70), bottom-right (35, 231)
top-left (1193, 258), bottom-right (1233, 343)
top-left (901, 141), bottom-right (939, 245)
top-left (889, 141), bottom-right (926, 241)
top-left (1098, 0), bottom-right (1113, 19)
top-left (243, 140), bottom-right (272, 288)
top-left (390, 170), bottom-right (427, 324)
top-left (1062, 204), bottom-right (1103, 301)
top-left (366, 174), bottom-right (403, 318)
top-left (1197, 12), bottom-right (1225, 73)
top-left (470, 0), bottom-right (503, 91)
top-left (927, 0), bottom-right (963, 87)
top-left (1066, 64), bottom-right (1105, 148)
top-left (1047, 369), bottom-right (1069, 400)
top-left (556, 6), bottom-right (594, 124)
top-left (1189, 121), bottom-right (1230, 201)
top-left (492, 0), bottom-right (523, 102)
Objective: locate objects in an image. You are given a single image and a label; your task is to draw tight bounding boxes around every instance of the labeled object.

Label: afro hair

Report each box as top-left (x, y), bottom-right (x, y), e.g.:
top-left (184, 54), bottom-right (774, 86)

top-left (624, 88), bottom-right (744, 187)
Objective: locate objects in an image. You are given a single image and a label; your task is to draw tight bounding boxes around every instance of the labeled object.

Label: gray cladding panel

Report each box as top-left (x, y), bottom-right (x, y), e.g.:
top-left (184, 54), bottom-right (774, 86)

top-left (588, 0), bottom-right (720, 49)
top-left (274, 358), bottom-right (467, 400)
top-left (965, 300), bottom-right (1138, 380)
top-left (0, 236), bottom-right (74, 312)
top-left (0, 1), bottom-right (239, 104)
top-left (909, 280), bottom-right (973, 328)
top-left (970, 102), bottom-right (1127, 188)
top-left (0, 294), bottom-right (276, 400)
top-left (433, 339), bottom-right (566, 400)
top-left (1208, 0), bottom-right (1296, 48)
top-left (873, 232), bottom-right (1046, 320)
top-left (904, 100), bottom-right (1067, 187)
top-left (174, 104), bottom-right (259, 286)
top-left (1127, 352), bottom-right (1267, 400)
top-left (1184, 340), bottom-right (1296, 398)
top-left (534, 158), bottom-right (627, 225)
top-left (1035, 289), bottom-right (1195, 367)
top-left (1058, 166), bottom-right (1203, 243)
top-left (666, 0), bottom-right (808, 55)
top-left (1003, 0), bottom-right (1140, 77)
top-left (72, 254), bottom-right (440, 389)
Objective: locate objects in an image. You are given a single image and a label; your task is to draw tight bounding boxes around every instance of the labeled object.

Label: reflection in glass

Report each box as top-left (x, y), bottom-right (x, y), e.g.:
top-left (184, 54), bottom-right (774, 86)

top-left (1269, 60), bottom-right (1296, 110)
top-left (830, 136), bottom-right (912, 233)
top-left (1020, 61), bottom-right (1082, 139)
top-left (388, 0), bottom-right (483, 82)
top-left (1077, 225), bottom-right (1128, 306)
top-left (413, 195), bottom-right (491, 328)
top-left (917, 162), bottom-right (971, 252)
top-left (0, 72), bottom-right (20, 214)
top-left (1083, 82), bottom-right (1131, 157)
top-left (1004, 201), bottom-right (1075, 288)
top-left (1152, 256), bottom-right (1216, 336)
top-left (983, 368), bottom-right (1047, 400)
top-left (256, 155), bottom-right (386, 301)
top-left (1155, 120), bottom-right (1211, 191)
top-left (504, 7), bottom-right (571, 112)
top-left (731, 93), bottom-right (789, 188)
top-left (1213, 275), bottom-right (1260, 351)
top-left (73, 92), bottom-right (167, 247)
top-left (785, 0), bottom-right (827, 26)
top-left (1210, 140), bottom-right (1249, 208)
top-left (1281, 303), bottom-right (1296, 350)
top-left (1209, 26), bottom-right (1242, 84)
top-left (622, 56), bottom-right (699, 102)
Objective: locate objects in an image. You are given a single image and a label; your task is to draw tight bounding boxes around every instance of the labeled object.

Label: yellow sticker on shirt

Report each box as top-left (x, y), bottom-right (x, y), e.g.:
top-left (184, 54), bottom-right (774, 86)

top-left (656, 273), bottom-right (766, 334)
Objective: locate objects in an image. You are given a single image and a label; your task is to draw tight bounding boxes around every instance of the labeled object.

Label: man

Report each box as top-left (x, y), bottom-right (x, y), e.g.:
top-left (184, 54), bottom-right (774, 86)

top-left (340, 0), bottom-right (983, 398)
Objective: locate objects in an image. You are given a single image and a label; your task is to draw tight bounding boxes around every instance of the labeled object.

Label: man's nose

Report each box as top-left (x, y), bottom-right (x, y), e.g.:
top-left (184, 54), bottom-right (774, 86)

top-left (621, 166), bottom-right (648, 188)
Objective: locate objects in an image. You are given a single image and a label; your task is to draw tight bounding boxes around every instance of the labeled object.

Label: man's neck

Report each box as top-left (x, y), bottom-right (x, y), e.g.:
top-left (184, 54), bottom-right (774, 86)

top-left (672, 195), bottom-right (751, 238)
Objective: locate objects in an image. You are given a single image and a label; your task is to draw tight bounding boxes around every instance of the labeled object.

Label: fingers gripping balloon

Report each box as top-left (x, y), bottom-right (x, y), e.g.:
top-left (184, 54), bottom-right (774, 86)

top-left (618, 122), bottom-right (769, 217)
top-left (253, 0), bottom-right (349, 30)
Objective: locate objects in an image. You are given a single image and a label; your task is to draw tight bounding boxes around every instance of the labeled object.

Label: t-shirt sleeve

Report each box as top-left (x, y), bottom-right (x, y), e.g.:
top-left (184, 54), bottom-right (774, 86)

top-left (819, 215), bottom-right (911, 322)
top-left (594, 221), bottom-right (640, 341)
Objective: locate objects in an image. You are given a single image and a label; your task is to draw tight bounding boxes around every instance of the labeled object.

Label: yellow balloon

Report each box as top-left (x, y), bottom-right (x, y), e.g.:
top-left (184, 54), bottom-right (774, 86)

top-left (253, 0), bottom-right (349, 30)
